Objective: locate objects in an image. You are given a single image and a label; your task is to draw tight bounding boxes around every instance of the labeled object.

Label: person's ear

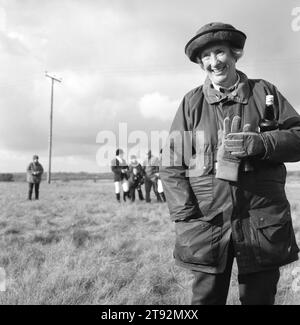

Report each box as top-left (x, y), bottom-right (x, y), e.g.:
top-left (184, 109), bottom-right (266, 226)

top-left (196, 57), bottom-right (204, 69)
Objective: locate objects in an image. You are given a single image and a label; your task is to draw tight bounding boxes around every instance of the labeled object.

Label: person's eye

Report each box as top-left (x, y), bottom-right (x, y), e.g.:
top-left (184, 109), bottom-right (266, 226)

top-left (201, 54), bottom-right (209, 61)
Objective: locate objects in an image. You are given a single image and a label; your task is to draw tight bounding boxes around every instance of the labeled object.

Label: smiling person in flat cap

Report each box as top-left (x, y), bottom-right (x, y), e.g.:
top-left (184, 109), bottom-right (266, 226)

top-left (160, 22), bottom-right (300, 305)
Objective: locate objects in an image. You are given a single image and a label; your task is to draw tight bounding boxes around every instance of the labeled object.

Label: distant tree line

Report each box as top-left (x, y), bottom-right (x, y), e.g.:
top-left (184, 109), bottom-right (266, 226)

top-left (0, 172), bottom-right (113, 182)
top-left (0, 173), bottom-right (14, 182)
top-left (0, 171), bottom-right (299, 182)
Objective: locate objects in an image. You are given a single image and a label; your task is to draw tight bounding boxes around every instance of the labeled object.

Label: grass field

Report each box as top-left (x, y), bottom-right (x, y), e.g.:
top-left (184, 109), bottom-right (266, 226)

top-left (0, 179), bottom-right (300, 305)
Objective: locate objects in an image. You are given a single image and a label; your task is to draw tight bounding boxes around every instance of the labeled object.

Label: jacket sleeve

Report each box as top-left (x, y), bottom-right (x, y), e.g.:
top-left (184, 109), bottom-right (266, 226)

top-left (142, 160), bottom-right (146, 172)
top-left (160, 95), bottom-right (201, 222)
top-left (153, 157), bottom-right (160, 173)
top-left (37, 164), bottom-right (44, 175)
top-left (260, 83), bottom-right (300, 163)
top-left (26, 163), bottom-right (33, 174)
top-left (139, 164), bottom-right (145, 177)
top-left (111, 159), bottom-right (118, 173)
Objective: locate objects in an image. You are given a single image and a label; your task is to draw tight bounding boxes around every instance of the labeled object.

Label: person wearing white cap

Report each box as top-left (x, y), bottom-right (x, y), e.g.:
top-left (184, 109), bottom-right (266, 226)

top-left (128, 154), bottom-right (145, 202)
top-left (160, 22), bottom-right (300, 305)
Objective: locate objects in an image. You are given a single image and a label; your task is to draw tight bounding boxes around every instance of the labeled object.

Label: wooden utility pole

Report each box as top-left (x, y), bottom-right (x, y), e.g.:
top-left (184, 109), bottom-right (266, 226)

top-left (45, 72), bottom-right (62, 184)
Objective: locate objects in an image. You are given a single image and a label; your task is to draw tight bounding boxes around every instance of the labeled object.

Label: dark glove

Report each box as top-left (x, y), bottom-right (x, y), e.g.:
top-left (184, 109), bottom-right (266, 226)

top-left (216, 116), bottom-right (242, 182)
top-left (224, 124), bottom-right (266, 158)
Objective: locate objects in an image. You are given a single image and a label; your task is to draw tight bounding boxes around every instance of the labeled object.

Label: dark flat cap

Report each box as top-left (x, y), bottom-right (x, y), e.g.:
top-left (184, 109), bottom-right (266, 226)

top-left (185, 22), bottom-right (247, 63)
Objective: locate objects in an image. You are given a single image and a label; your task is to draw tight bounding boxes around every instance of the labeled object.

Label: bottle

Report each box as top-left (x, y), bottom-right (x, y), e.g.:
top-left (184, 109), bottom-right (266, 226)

top-left (244, 95), bottom-right (278, 173)
top-left (259, 95), bottom-right (279, 132)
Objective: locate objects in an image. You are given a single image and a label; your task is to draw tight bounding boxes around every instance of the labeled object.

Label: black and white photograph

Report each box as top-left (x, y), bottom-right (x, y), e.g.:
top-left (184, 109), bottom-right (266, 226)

top-left (0, 0), bottom-right (300, 308)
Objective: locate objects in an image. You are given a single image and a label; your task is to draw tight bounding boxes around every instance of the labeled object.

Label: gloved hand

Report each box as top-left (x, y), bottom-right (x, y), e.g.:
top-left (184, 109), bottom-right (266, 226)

top-left (216, 116), bottom-right (241, 182)
top-left (224, 124), bottom-right (266, 158)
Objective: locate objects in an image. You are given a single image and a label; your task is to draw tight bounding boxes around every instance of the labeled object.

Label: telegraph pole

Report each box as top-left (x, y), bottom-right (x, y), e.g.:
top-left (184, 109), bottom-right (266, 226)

top-left (45, 72), bottom-right (62, 184)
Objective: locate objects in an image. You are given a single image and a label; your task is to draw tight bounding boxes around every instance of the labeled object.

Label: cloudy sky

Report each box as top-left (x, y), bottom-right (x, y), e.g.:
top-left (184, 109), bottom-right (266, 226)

top-left (0, 0), bottom-right (300, 172)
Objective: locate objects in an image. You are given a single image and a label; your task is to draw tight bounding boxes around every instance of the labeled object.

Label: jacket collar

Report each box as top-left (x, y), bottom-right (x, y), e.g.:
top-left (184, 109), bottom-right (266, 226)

top-left (203, 70), bottom-right (250, 105)
top-left (130, 161), bottom-right (139, 167)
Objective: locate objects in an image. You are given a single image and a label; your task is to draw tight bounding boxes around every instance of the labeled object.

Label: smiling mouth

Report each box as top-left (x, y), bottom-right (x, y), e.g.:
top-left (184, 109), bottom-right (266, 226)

top-left (211, 66), bottom-right (227, 75)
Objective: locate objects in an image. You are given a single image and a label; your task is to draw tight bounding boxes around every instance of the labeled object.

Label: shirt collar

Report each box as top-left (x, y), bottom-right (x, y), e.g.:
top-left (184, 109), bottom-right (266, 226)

top-left (130, 161), bottom-right (139, 167)
top-left (211, 73), bottom-right (240, 93)
top-left (116, 156), bottom-right (123, 163)
top-left (203, 70), bottom-right (250, 105)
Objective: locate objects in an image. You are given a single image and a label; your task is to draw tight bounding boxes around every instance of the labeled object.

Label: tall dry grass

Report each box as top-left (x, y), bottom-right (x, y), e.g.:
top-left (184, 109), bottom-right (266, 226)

top-left (0, 179), bottom-right (299, 305)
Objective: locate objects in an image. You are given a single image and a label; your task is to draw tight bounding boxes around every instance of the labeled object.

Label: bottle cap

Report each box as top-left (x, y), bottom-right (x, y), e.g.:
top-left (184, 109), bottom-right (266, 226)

top-left (266, 95), bottom-right (274, 106)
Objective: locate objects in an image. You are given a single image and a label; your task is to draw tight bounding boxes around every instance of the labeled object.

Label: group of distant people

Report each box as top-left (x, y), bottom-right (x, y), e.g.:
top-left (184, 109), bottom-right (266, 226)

top-left (25, 149), bottom-right (166, 204)
top-left (110, 149), bottom-right (166, 203)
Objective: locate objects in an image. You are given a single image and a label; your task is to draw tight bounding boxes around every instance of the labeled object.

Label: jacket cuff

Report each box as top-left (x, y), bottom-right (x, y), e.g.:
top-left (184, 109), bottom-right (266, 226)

top-left (260, 133), bottom-right (270, 160)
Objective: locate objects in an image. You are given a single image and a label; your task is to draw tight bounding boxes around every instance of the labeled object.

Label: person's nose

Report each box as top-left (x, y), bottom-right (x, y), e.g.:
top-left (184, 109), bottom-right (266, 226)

top-left (209, 53), bottom-right (219, 68)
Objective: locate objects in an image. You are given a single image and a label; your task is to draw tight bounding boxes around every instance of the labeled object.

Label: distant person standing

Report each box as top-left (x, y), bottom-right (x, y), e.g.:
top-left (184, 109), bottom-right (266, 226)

top-left (157, 149), bottom-right (166, 202)
top-left (128, 154), bottom-right (145, 202)
top-left (143, 150), bottom-right (162, 203)
top-left (26, 155), bottom-right (44, 200)
top-left (111, 149), bottom-right (130, 202)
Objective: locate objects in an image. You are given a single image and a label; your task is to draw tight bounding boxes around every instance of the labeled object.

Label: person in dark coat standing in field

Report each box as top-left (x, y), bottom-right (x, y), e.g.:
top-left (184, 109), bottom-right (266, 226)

top-left (111, 149), bottom-right (130, 202)
top-left (143, 150), bottom-right (162, 203)
top-left (26, 155), bottom-right (44, 200)
top-left (160, 22), bottom-right (300, 305)
top-left (128, 154), bottom-right (145, 202)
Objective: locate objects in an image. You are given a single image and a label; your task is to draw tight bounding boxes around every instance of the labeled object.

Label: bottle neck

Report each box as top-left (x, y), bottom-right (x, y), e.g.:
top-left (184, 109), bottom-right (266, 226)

top-left (265, 104), bottom-right (275, 120)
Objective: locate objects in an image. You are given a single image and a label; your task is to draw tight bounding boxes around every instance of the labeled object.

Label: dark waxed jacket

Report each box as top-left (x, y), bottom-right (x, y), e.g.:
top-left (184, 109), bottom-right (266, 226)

top-left (143, 155), bottom-right (160, 181)
top-left (26, 162), bottom-right (44, 183)
top-left (111, 157), bottom-right (129, 182)
top-left (128, 162), bottom-right (145, 188)
top-left (160, 70), bottom-right (300, 274)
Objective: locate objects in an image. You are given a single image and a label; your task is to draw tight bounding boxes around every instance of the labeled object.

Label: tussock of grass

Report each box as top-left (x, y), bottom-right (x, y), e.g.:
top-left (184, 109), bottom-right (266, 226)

top-left (5, 228), bottom-right (21, 235)
top-left (0, 180), bottom-right (299, 304)
top-left (72, 229), bottom-right (90, 248)
top-left (33, 231), bottom-right (62, 245)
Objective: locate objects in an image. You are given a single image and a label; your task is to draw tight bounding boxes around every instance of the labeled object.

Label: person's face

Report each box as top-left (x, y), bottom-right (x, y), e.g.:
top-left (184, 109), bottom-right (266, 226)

top-left (33, 158), bottom-right (38, 163)
top-left (199, 43), bottom-right (236, 88)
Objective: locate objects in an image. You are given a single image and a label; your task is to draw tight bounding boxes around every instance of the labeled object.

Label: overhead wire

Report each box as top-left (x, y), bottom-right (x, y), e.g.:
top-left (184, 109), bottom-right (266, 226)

top-left (0, 57), bottom-right (299, 90)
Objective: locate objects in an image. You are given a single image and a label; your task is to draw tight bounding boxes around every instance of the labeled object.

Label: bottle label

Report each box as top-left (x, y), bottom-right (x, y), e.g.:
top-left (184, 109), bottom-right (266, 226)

top-left (266, 95), bottom-right (274, 106)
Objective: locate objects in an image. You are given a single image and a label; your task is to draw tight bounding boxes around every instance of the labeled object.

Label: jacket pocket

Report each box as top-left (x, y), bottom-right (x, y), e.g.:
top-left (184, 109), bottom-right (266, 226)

top-left (174, 217), bottom-right (222, 266)
top-left (187, 152), bottom-right (213, 177)
top-left (249, 207), bottom-right (298, 267)
top-left (189, 175), bottom-right (213, 216)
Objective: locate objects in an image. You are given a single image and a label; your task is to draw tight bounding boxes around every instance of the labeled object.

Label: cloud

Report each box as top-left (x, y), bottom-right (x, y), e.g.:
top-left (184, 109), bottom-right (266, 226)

top-left (139, 92), bottom-right (179, 121)
top-left (0, 6), bottom-right (6, 32)
top-left (0, 28), bottom-right (30, 56)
